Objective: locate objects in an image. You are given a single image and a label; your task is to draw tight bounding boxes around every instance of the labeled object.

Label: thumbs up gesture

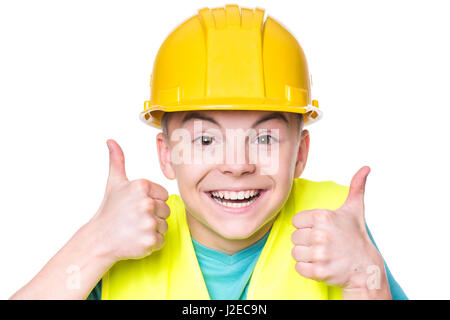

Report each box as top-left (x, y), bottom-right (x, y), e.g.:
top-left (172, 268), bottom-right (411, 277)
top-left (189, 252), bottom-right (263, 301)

top-left (291, 166), bottom-right (391, 298)
top-left (89, 139), bottom-right (170, 262)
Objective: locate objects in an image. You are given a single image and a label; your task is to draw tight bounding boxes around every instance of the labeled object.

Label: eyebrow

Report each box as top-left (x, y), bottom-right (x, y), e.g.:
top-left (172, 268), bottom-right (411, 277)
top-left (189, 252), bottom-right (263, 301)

top-left (181, 112), bottom-right (220, 126)
top-left (251, 112), bottom-right (289, 127)
top-left (180, 111), bottom-right (289, 128)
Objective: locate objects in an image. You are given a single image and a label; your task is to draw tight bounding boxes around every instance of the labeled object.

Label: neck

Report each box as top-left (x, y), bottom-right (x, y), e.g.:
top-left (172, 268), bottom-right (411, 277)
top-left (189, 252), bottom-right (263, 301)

top-left (186, 212), bottom-right (275, 255)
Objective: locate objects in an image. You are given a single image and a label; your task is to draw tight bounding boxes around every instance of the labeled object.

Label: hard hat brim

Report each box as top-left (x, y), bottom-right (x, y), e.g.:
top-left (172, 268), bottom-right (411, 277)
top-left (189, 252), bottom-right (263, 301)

top-left (140, 104), bottom-right (322, 129)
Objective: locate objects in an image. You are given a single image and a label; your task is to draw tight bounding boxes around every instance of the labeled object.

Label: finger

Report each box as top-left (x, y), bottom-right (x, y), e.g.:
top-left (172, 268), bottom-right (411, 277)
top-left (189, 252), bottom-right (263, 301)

top-left (291, 245), bottom-right (314, 262)
top-left (342, 166), bottom-right (370, 209)
top-left (147, 182), bottom-right (169, 202)
top-left (154, 199), bottom-right (170, 219)
top-left (139, 197), bottom-right (170, 219)
top-left (106, 139), bottom-right (128, 186)
top-left (131, 179), bottom-right (169, 201)
top-left (291, 228), bottom-right (313, 246)
top-left (295, 262), bottom-right (316, 280)
top-left (151, 232), bottom-right (165, 251)
top-left (292, 210), bottom-right (315, 229)
top-left (155, 217), bottom-right (168, 234)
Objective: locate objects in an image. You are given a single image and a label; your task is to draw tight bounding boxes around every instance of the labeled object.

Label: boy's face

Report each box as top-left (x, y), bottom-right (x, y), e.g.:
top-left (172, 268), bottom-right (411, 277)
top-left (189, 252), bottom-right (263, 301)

top-left (156, 110), bottom-right (310, 243)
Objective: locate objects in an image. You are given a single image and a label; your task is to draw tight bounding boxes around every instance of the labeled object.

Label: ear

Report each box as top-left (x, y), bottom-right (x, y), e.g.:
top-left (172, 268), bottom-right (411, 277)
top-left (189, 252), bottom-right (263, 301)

top-left (294, 129), bottom-right (310, 178)
top-left (156, 132), bottom-right (176, 180)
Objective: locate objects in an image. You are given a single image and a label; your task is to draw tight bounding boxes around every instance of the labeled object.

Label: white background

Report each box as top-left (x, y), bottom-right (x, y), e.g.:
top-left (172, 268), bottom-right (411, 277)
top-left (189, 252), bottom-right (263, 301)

top-left (1, 0), bottom-right (449, 299)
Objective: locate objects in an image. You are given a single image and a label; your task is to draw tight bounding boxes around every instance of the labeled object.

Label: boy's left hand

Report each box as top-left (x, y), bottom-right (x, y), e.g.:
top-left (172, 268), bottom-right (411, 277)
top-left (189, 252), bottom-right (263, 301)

top-left (291, 166), bottom-right (391, 298)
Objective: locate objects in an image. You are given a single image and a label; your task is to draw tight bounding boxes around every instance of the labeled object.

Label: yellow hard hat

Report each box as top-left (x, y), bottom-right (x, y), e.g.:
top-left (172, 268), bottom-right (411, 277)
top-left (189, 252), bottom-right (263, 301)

top-left (140, 4), bottom-right (321, 129)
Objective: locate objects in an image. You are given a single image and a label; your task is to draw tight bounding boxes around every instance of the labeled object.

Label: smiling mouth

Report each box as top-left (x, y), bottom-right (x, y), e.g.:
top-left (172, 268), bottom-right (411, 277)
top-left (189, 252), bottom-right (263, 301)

top-left (206, 189), bottom-right (263, 208)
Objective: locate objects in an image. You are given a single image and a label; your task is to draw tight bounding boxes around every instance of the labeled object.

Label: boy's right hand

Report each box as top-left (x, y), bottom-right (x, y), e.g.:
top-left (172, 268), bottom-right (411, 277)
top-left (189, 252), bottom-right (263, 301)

top-left (89, 139), bottom-right (170, 262)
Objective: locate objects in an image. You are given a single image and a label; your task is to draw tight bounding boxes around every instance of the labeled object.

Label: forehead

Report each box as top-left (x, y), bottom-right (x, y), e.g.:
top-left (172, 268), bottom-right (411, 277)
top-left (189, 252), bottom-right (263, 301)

top-left (168, 110), bottom-right (297, 129)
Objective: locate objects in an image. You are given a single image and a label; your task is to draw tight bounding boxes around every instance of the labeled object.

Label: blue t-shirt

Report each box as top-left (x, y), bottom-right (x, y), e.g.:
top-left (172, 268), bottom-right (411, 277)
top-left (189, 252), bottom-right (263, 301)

top-left (87, 225), bottom-right (407, 300)
top-left (191, 230), bottom-right (270, 300)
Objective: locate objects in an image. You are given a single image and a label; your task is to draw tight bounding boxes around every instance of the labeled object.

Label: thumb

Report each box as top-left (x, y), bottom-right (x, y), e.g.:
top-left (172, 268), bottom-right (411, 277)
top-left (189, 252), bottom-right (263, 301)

top-left (106, 139), bottom-right (128, 186)
top-left (341, 166), bottom-right (370, 211)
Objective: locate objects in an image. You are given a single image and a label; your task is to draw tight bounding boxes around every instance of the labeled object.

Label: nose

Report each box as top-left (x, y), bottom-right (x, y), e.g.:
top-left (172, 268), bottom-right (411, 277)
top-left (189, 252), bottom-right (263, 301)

top-left (218, 162), bottom-right (256, 177)
top-left (217, 134), bottom-right (256, 176)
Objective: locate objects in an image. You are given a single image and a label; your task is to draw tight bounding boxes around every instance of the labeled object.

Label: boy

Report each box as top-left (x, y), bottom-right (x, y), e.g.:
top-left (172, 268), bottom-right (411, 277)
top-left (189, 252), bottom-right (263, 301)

top-left (10, 4), bottom-right (406, 300)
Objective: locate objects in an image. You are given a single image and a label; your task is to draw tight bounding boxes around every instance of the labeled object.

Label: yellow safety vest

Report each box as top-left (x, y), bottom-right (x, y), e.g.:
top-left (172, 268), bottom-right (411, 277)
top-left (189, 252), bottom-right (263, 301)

top-left (102, 178), bottom-right (349, 300)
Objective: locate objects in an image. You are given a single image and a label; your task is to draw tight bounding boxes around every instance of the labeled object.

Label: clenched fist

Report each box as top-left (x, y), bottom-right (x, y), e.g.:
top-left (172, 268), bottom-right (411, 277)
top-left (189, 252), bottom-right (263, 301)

top-left (291, 166), bottom-right (391, 298)
top-left (89, 139), bottom-right (170, 262)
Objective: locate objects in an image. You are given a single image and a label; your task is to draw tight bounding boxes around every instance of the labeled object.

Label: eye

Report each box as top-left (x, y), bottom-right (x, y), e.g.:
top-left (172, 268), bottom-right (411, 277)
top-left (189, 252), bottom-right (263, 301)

top-left (255, 134), bottom-right (274, 145)
top-left (194, 135), bottom-right (215, 146)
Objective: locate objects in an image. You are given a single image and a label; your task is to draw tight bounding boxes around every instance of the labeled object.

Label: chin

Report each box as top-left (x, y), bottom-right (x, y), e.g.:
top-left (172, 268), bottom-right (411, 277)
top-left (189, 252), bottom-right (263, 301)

top-left (209, 219), bottom-right (266, 240)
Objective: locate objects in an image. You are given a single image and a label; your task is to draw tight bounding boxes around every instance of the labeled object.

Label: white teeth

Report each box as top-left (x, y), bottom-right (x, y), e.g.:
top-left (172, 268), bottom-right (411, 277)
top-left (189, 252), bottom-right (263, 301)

top-left (208, 189), bottom-right (262, 208)
top-left (213, 191), bottom-right (223, 198)
top-left (211, 196), bottom-right (258, 208)
top-left (210, 189), bottom-right (260, 200)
